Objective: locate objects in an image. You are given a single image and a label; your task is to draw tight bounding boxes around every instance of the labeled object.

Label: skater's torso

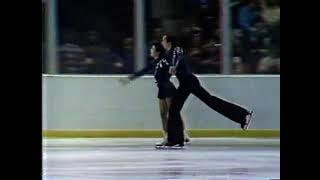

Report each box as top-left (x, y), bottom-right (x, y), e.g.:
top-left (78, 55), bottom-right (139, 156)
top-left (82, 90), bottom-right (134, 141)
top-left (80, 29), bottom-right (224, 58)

top-left (154, 57), bottom-right (172, 83)
top-left (154, 58), bottom-right (177, 99)
top-left (166, 46), bottom-right (193, 82)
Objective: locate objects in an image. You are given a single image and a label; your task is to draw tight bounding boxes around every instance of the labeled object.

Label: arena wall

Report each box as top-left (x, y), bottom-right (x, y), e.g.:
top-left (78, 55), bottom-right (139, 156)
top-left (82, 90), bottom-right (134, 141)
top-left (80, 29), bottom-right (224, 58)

top-left (42, 74), bottom-right (280, 138)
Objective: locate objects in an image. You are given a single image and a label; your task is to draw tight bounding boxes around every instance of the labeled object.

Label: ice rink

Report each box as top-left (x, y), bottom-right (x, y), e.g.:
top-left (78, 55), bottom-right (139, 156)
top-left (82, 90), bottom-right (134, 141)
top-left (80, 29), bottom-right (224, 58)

top-left (43, 138), bottom-right (280, 180)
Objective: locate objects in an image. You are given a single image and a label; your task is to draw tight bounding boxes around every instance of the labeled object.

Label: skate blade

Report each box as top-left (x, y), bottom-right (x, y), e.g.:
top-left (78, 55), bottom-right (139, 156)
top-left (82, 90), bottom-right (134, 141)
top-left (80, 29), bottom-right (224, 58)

top-left (155, 145), bottom-right (185, 150)
top-left (244, 111), bottom-right (254, 130)
top-left (184, 141), bottom-right (191, 145)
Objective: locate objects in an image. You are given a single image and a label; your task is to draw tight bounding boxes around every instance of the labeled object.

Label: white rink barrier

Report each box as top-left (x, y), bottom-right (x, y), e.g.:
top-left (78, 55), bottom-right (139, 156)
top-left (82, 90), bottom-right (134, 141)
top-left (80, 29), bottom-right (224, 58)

top-left (43, 74), bottom-right (280, 130)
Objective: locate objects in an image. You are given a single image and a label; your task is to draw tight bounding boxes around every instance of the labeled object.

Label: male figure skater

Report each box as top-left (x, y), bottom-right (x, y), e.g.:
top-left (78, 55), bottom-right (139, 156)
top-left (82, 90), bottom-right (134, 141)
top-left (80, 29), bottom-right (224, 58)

top-left (156, 35), bottom-right (253, 148)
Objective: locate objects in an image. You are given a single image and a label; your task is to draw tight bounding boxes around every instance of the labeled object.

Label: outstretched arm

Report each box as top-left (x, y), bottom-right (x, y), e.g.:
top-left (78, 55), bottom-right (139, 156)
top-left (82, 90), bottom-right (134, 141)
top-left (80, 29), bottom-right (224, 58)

top-left (119, 62), bottom-right (155, 85)
top-left (128, 63), bottom-right (155, 80)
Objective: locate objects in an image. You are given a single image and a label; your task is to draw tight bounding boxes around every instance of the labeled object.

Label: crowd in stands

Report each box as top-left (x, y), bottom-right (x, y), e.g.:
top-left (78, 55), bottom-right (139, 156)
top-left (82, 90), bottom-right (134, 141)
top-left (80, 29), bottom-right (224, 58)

top-left (43, 0), bottom-right (279, 74)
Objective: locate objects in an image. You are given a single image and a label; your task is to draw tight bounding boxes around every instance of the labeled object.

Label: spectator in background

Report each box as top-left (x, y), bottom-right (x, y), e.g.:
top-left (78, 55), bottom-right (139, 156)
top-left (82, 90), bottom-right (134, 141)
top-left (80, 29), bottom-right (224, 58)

top-left (232, 29), bottom-right (245, 74)
top-left (257, 49), bottom-right (279, 74)
top-left (189, 24), bottom-right (203, 57)
top-left (194, 28), bottom-right (220, 74)
top-left (105, 47), bottom-right (126, 73)
top-left (59, 29), bottom-right (93, 73)
top-left (260, 0), bottom-right (280, 67)
top-left (118, 37), bottom-right (134, 73)
top-left (250, 0), bottom-right (280, 74)
top-left (260, 0), bottom-right (280, 26)
top-left (237, 0), bottom-right (263, 73)
top-left (187, 24), bottom-right (203, 73)
top-left (83, 30), bottom-right (129, 74)
top-left (238, 0), bottom-right (261, 33)
top-left (82, 30), bottom-right (105, 73)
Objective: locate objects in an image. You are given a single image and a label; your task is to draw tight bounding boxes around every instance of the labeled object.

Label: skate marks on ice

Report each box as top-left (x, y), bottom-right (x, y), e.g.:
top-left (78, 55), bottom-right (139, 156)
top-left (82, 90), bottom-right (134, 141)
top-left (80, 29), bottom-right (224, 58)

top-left (43, 138), bottom-right (280, 180)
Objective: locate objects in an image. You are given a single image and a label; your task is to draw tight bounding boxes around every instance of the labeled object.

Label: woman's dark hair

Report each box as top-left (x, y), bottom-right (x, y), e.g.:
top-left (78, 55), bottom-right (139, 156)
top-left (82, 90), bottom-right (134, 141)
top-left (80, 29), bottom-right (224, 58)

top-left (152, 42), bottom-right (165, 57)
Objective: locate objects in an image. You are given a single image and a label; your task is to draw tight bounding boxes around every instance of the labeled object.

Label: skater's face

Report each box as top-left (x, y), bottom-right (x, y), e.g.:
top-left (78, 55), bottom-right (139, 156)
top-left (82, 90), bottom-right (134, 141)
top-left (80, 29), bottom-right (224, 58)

top-left (161, 35), bottom-right (170, 50)
top-left (150, 45), bottom-right (159, 59)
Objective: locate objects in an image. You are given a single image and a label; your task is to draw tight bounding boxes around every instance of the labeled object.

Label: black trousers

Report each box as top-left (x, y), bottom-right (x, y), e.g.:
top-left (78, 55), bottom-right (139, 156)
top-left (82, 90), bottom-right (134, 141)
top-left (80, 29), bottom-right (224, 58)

top-left (167, 74), bottom-right (250, 143)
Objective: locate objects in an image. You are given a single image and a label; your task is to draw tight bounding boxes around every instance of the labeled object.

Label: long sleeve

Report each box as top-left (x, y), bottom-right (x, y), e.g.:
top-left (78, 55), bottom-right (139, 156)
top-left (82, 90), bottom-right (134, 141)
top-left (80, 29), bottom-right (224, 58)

top-left (128, 62), bottom-right (155, 81)
top-left (172, 47), bottom-right (184, 67)
top-left (167, 46), bottom-right (192, 79)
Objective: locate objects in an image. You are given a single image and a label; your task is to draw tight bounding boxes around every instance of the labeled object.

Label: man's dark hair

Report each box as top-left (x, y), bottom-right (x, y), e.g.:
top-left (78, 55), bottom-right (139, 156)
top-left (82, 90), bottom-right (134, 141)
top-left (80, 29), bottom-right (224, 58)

top-left (164, 35), bottom-right (177, 47)
top-left (152, 42), bottom-right (165, 57)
